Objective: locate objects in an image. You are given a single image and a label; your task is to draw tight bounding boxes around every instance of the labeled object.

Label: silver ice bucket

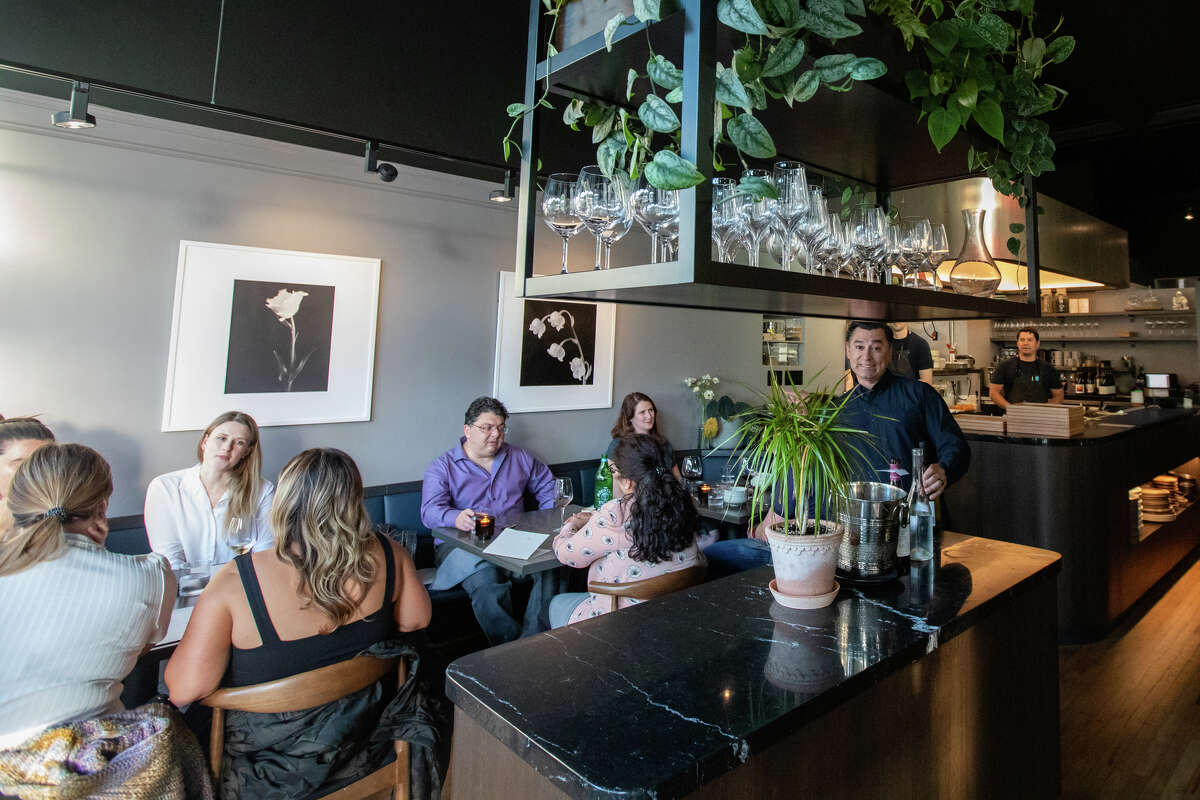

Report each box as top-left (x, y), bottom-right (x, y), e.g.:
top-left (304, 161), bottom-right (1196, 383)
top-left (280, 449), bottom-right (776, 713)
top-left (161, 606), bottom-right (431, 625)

top-left (837, 481), bottom-right (908, 581)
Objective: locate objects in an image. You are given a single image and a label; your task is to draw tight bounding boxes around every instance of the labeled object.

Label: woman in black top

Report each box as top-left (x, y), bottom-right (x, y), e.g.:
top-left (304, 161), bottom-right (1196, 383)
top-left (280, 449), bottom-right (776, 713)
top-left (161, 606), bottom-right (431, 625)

top-left (166, 448), bottom-right (431, 797)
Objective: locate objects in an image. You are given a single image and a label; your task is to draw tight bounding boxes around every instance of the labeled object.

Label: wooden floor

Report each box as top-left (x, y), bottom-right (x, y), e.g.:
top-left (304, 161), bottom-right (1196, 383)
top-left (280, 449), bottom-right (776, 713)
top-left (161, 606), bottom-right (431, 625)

top-left (1061, 549), bottom-right (1200, 798)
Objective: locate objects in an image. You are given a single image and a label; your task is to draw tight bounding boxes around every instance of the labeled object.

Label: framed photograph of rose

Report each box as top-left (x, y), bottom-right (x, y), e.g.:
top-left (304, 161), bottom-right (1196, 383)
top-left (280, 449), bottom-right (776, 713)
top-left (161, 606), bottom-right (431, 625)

top-left (492, 271), bottom-right (615, 413)
top-left (161, 241), bottom-right (380, 430)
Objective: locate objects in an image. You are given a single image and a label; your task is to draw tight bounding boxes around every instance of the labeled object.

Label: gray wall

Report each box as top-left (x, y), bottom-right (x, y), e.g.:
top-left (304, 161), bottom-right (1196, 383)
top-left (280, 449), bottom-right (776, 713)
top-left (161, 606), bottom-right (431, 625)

top-left (0, 88), bottom-right (766, 515)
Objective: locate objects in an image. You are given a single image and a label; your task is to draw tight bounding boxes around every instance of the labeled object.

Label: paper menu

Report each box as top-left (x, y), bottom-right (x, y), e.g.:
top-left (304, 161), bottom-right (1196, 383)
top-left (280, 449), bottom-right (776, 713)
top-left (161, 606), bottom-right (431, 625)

top-left (481, 528), bottom-right (550, 560)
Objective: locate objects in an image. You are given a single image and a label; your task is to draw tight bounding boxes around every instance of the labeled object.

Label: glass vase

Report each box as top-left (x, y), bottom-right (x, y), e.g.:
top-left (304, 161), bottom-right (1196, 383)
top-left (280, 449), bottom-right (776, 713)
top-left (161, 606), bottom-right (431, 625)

top-left (947, 208), bottom-right (1002, 298)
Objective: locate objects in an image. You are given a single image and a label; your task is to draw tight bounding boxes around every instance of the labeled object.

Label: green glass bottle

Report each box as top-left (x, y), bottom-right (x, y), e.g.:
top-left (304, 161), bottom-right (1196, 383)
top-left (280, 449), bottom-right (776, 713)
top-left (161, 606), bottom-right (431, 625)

top-left (594, 455), bottom-right (613, 507)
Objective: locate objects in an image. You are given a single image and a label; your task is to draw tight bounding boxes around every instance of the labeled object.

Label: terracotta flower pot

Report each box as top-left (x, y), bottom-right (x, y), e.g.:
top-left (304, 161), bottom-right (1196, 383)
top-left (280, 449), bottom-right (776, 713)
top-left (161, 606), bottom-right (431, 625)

top-left (766, 520), bottom-right (844, 605)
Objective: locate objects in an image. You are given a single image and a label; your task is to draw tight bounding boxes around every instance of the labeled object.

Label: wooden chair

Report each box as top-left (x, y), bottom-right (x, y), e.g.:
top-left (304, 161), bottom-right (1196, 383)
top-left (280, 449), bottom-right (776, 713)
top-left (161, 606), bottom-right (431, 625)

top-left (587, 564), bottom-right (707, 613)
top-left (202, 655), bottom-right (410, 800)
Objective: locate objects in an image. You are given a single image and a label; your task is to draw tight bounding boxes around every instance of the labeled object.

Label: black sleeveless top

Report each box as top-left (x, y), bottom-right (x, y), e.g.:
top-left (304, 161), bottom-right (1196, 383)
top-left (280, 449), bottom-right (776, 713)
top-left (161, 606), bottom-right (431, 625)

top-left (228, 533), bottom-right (397, 686)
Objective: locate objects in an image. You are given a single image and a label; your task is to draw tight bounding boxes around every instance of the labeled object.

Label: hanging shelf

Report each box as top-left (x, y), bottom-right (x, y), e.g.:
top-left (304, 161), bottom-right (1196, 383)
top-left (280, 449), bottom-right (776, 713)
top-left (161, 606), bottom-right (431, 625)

top-left (513, 0), bottom-right (1041, 321)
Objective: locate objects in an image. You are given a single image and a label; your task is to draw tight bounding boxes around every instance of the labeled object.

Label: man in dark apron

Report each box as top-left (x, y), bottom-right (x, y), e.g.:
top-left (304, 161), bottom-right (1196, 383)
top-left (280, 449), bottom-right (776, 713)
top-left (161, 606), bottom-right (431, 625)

top-left (988, 327), bottom-right (1065, 407)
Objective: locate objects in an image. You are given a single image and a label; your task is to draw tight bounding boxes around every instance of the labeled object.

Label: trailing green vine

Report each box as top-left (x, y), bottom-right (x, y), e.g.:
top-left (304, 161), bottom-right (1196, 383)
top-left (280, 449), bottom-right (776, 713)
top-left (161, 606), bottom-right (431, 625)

top-left (502, 0), bottom-right (1071, 205)
top-left (870, 0), bottom-right (1074, 208)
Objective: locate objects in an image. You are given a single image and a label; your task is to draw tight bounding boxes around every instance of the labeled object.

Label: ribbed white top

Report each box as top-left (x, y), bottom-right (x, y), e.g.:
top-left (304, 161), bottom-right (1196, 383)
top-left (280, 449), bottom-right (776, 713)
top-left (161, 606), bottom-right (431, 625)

top-left (0, 534), bottom-right (173, 747)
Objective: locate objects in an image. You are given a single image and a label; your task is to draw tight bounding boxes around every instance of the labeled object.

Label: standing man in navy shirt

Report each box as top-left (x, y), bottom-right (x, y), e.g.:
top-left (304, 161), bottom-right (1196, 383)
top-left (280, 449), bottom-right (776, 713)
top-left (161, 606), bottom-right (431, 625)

top-left (703, 321), bottom-right (968, 575)
top-left (421, 396), bottom-right (558, 644)
top-left (840, 321), bottom-right (969, 496)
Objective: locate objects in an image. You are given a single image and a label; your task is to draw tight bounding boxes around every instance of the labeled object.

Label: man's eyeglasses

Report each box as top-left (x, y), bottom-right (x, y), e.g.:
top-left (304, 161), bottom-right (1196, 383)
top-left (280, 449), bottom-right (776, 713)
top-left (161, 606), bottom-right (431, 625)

top-left (471, 423), bottom-right (507, 436)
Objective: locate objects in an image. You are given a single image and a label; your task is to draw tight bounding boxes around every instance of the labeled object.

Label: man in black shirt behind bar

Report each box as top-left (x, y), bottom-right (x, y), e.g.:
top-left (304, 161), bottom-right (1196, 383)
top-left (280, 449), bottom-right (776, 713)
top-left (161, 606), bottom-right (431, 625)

top-left (989, 327), bottom-right (1064, 407)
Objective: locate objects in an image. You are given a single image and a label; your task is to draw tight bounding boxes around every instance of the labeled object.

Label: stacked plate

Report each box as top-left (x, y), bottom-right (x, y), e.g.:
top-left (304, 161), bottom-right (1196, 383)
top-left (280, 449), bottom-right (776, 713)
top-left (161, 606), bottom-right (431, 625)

top-left (1140, 486), bottom-right (1176, 522)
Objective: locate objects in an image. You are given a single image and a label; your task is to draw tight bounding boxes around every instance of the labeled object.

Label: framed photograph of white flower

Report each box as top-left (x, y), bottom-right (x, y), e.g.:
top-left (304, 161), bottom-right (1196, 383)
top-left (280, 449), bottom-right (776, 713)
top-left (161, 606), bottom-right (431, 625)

top-left (161, 241), bottom-right (380, 431)
top-left (492, 271), bottom-right (615, 413)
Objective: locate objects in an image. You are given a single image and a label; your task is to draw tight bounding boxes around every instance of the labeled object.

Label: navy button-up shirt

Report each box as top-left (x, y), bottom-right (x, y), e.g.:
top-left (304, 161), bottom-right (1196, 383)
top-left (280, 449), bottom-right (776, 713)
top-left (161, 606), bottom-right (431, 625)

top-left (838, 371), bottom-right (970, 491)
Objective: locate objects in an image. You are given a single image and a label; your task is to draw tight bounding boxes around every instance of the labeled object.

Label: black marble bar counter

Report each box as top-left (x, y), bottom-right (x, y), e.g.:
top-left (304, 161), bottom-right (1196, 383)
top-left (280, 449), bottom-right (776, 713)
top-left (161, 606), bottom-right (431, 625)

top-left (445, 534), bottom-right (1061, 799)
top-left (945, 406), bottom-right (1200, 640)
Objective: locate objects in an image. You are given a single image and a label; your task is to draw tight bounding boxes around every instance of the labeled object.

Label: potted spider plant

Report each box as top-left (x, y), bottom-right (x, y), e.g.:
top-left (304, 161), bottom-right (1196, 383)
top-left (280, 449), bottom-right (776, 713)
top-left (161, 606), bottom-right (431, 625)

top-left (728, 372), bottom-right (875, 609)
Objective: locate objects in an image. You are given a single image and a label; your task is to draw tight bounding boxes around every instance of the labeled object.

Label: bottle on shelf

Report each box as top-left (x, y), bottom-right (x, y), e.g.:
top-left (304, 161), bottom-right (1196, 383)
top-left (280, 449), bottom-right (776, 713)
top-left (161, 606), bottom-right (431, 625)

top-left (1055, 289), bottom-right (1070, 314)
top-left (1086, 365), bottom-right (1097, 395)
top-left (907, 443), bottom-right (937, 566)
top-left (594, 455), bottom-right (613, 507)
top-left (1097, 361), bottom-right (1116, 396)
top-left (1073, 368), bottom-right (1087, 396)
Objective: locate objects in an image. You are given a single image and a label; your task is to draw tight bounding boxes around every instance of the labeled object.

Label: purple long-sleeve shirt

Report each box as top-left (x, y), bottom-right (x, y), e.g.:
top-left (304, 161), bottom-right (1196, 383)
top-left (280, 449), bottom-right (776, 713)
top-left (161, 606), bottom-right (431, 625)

top-left (420, 439), bottom-right (557, 530)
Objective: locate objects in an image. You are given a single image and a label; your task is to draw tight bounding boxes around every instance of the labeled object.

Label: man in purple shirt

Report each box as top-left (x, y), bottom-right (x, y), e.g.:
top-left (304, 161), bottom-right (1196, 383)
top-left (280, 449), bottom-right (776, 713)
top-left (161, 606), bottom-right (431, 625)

top-left (421, 396), bottom-right (558, 644)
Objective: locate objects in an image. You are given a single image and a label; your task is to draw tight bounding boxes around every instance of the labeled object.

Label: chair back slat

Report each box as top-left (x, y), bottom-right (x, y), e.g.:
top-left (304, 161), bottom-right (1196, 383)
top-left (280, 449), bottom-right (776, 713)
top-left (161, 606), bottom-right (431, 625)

top-left (202, 655), bottom-right (397, 713)
top-left (588, 564), bottom-right (706, 600)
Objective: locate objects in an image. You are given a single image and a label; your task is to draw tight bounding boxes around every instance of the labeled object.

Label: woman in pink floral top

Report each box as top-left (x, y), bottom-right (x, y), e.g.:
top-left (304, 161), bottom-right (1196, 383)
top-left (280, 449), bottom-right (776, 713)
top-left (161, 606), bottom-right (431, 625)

top-left (549, 435), bottom-right (704, 626)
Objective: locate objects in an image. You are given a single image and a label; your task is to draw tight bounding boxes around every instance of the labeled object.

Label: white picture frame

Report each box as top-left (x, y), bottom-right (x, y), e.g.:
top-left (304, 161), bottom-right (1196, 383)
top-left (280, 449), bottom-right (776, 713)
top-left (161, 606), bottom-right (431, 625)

top-left (161, 240), bottom-right (380, 431)
top-left (492, 271), bottom-right (615, 413)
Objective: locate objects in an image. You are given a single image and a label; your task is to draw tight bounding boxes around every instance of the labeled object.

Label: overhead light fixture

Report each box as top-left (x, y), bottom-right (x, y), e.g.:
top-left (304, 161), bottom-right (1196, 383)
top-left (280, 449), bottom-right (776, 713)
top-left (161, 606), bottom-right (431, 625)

top-left (1186, 206), bottom-right (1195, 222)
top-left (51, 80), bottom-right (97, 129)
top-left (363, 141), bottom-right (397, 182)
top-left (489, 170), bottom-right (515, 203)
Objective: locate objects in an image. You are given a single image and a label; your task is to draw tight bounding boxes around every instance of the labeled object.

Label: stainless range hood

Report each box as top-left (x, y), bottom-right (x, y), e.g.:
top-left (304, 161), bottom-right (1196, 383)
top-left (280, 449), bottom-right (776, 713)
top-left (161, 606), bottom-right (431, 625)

top-left (893, 178), bottom-right (1130, 291)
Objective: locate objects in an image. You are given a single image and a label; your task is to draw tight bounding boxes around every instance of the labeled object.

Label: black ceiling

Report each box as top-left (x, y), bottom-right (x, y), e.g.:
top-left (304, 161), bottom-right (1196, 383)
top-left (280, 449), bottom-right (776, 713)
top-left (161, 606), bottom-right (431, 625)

top-left (2, 1), bottom-right (1196, 284)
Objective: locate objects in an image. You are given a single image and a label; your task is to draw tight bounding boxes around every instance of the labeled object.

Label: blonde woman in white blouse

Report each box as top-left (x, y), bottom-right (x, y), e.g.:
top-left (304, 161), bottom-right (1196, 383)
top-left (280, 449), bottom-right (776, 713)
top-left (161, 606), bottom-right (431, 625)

top-left (145, 411), bottom-right (274, 569)
top-left (0, 443), bottom-right (174, 747)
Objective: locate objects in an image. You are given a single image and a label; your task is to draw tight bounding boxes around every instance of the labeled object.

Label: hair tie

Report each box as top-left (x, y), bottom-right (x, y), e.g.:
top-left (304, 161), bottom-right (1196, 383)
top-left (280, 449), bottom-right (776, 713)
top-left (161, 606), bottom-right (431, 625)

top-left (43, 507), bottom-right (68, 522)
top-left (654, 465), bottom-right (666, 476)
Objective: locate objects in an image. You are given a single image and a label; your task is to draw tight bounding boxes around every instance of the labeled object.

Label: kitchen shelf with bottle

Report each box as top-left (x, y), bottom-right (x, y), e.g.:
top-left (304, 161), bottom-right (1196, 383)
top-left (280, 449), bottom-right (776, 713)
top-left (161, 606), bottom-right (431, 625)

top-left (514, 0), bottom-right (1040, 322)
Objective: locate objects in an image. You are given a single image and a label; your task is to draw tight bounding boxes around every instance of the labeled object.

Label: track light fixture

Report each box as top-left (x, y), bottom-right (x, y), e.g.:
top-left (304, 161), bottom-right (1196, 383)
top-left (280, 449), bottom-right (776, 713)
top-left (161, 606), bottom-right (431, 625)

top-left (489, 170), bottom-right (516, 203)
top-left (1186, 206), bottom-right (1195, 222)
top-left (364, 141), bottom-right (397, 182)
top-left (51, 80), bottom-right (97, 129)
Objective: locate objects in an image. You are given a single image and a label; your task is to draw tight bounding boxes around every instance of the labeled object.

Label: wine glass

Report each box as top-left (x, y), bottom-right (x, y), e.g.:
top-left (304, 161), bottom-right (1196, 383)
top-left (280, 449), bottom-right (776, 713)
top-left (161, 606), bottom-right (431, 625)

top-left (629, 180), bottom-right (678, 264)
top-left (900, 217), bottom-right (932, 287)
top-left (554, 477), bottom-right (575, 522)
top-left (796, 187), bottom-right (829, 274)
top-left (742, 168), bottom-right (776, 267)
top-left (772, 160), bottom-right (810, 272)
top-left (542, 174), bottom-right (584, 275)
top-left (711, 177), bottom-right (748, 263)
top-left (575, 165), bottom-right (628, 271)
top-left (926, 222), bottom-right (950, 290)
top-left (849, 207), bottom-right (885, 282)
top-left (598, 177), bottom-right (633, 269)
top-left (227, 515), bottom-right (254, 557)
top-left (765, 219), bottom-right (801, 269)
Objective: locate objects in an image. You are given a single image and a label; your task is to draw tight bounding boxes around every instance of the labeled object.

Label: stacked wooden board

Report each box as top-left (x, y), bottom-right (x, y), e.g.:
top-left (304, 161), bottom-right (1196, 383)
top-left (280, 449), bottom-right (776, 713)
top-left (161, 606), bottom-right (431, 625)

top-left (1005, 403), bottom-right (1086, 438)
top-left (954, 413), bottom-right (1007, 435)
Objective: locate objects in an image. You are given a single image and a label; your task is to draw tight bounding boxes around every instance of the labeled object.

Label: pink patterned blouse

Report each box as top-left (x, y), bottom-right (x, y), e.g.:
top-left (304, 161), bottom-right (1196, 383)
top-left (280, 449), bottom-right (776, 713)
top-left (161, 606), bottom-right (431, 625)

top-left (553, 496), bottom-right (704, 625)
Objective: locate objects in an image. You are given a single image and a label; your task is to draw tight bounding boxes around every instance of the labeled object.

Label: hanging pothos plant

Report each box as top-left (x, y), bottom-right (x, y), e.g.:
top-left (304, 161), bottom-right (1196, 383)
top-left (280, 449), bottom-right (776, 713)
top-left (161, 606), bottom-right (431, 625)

top-left (502, 0), bottom-right (1071, 207)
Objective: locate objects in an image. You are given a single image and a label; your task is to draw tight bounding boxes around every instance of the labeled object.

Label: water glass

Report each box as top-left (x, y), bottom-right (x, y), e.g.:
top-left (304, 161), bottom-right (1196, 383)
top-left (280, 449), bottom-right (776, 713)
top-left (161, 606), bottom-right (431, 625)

top-left (178, 562), bottom-right (213, 597)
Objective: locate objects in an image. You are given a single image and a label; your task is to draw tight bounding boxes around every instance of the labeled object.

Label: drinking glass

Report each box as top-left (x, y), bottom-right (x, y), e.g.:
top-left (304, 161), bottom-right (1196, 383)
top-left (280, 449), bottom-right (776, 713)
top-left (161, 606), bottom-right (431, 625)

top-left (772, 161), bottom-right (810, 271)
top-left (884, 221), bottom-right (904, 284)
top-left (554, 477), bottom-right (575, 522)
top-left (598, 179), bottom-right (633, 269)
top-left (712, 178), bottom-right (748, 263)
top-left (926, 222), bottom-right (950, 290)
top-left (178, 561), bottom-right (213, 597)
top-left (227, 515), bottom-right (254, 557)
top-left (575, 166), bottom-right (628, 271)
top-left (742, 168), bottom-right (776, 267)
top-left (629, 180), bottom-right (679, 264)
top-left (681, 456), bottom-right (703, 490)
top-left (849, 207), bottom-right (885, 282)
top-left (542, 173), bottom-right (584, 275)
top-left (796, 187), bottom-right (829, 274)
top-left (765, 220), bottom-right (801, 269)
top-left (900, 218), bottom-right (932, 287)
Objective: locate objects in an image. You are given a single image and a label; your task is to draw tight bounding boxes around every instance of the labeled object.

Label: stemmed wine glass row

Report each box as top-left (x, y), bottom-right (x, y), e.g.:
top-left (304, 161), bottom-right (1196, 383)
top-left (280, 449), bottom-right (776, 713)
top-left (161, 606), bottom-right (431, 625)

top-left (540, 161), bottom-right (954, 291)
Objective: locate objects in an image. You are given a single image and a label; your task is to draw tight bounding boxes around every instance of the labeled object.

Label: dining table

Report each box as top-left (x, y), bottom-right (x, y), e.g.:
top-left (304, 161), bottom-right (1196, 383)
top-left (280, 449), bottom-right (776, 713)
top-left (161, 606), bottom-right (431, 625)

top-left (432, 505), bottom-right (580, 578)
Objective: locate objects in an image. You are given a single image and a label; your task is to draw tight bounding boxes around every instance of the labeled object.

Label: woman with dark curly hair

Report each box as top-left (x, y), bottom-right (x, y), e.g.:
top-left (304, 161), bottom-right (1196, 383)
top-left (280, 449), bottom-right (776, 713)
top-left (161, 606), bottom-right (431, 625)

top-left (549, 434), bottom-right (704, 626)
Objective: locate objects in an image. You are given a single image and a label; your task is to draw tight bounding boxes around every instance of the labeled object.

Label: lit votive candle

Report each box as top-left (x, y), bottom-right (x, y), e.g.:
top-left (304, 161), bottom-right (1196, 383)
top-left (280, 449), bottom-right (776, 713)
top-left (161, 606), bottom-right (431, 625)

top-left (698, 483), bottom-right (711, 507)
top-left (474, 513), bottom-right (495, 541)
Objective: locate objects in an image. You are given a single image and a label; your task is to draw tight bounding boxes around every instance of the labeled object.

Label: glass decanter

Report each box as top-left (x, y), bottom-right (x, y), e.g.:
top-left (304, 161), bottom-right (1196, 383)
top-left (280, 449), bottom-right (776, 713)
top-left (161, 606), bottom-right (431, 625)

top-left (947, 208), bottom-right (1002, 297)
